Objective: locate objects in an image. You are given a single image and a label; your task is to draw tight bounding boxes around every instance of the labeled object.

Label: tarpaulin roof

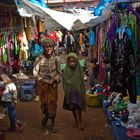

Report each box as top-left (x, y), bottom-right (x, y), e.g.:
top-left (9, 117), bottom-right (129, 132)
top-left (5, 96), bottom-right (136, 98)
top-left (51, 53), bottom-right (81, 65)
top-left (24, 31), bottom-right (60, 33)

top-left (15, 0), bottom-right (64, 31)
top-left (27, 0), bottom-right (98, 30)
top-left (14, 0), bottom-right (113, 31)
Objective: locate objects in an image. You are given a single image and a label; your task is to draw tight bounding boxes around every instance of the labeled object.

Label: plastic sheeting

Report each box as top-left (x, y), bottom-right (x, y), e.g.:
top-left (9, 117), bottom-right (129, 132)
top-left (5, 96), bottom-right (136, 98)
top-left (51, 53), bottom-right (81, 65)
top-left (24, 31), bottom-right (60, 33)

top-left (15, 0), bottom-right (113, 31)
top-left (29, 0), bottom-right (48, 8)
top-left (29, 1), bottom-right (97, 30)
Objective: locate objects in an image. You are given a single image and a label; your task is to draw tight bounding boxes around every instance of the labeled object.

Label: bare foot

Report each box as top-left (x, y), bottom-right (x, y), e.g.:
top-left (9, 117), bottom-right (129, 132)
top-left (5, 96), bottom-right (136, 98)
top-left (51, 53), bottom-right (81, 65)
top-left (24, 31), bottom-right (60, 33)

top-left (78, 123), bottom-right (85, 130)
top-left (44, 129), bottom-right (50, 135)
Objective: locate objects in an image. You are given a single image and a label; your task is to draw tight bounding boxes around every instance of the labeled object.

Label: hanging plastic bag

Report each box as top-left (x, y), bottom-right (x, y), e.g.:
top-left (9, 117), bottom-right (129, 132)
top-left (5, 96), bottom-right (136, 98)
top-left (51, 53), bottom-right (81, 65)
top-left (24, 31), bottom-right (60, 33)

top-left (32, 43), bottom-right (44, 57)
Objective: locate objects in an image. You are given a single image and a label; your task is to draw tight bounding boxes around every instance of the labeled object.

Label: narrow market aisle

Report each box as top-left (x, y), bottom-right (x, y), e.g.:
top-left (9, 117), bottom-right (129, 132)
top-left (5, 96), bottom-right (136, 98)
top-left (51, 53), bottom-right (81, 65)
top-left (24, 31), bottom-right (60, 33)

top-left (3, 83), bottom-right (112, 140)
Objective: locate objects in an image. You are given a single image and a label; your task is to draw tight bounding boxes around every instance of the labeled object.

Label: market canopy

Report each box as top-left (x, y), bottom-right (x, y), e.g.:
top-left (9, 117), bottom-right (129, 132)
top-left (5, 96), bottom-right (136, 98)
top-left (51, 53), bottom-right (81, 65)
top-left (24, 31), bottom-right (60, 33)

top-left (14, 0), bottom-right (114, 31)
top-left (24, 0), bottom-right (98, 30)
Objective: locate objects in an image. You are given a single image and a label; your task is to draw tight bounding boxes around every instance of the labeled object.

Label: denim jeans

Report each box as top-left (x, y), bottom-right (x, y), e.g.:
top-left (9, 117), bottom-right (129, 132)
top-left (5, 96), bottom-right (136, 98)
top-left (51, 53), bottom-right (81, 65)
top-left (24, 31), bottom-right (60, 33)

top-left (0, 102), bottom-right (16, 129)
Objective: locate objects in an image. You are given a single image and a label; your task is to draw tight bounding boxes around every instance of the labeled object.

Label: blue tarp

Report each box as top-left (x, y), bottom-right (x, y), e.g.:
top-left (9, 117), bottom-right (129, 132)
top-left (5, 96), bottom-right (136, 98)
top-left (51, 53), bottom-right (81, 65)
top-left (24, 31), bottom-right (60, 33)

top-left (29, 0), bottom-right (48, 8)
top-left (94, 0), bottom-right (113, 16)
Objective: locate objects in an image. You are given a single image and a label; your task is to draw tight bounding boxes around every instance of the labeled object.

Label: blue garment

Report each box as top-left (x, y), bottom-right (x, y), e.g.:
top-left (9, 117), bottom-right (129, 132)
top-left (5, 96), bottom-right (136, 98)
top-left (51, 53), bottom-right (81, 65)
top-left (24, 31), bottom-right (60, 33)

top-left (116, 26), bottom-right (137, 63)
top-left (1, 102), bottom-right (16, 129)
top-left (89, 30), bottom-right (96, 46)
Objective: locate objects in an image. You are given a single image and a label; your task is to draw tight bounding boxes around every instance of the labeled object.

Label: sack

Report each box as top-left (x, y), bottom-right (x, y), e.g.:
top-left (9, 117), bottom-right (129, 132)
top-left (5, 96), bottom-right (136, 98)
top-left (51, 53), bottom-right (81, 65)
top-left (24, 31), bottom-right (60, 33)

top-left (101, 38), bottom-right (110, 64)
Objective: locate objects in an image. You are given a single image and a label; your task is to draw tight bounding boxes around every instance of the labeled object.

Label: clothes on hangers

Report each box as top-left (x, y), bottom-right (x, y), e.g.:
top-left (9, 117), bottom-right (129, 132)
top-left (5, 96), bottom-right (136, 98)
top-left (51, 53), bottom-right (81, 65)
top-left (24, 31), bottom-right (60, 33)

top-left (110, 28), bottom-right (136, 103)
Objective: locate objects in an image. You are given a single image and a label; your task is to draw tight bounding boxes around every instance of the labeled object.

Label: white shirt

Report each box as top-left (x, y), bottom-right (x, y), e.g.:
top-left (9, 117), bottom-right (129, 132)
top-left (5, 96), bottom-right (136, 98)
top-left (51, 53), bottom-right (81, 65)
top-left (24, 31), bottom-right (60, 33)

top-left (1, 83), bottom-right (17, 102)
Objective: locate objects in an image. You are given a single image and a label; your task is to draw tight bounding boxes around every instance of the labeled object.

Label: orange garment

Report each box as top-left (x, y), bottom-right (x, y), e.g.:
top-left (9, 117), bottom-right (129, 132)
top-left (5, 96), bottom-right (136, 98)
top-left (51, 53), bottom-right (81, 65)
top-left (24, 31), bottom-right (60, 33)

top-left (88, 46), bottom-right (97, 58)
top-left (79, 33), bottom-right (84, 47)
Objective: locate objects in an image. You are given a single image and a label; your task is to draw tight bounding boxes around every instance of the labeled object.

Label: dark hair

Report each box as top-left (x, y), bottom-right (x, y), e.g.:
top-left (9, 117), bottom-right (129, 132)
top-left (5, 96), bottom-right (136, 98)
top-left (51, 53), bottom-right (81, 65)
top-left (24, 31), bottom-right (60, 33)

top-left (38, 32), bottom-right (46, 38)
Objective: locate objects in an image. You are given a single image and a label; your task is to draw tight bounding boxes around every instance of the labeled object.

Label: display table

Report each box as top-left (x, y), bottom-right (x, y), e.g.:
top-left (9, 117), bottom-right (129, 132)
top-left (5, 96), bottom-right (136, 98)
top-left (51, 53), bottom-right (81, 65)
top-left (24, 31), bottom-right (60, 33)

top-left (102, 100), bottom-right (137, 140)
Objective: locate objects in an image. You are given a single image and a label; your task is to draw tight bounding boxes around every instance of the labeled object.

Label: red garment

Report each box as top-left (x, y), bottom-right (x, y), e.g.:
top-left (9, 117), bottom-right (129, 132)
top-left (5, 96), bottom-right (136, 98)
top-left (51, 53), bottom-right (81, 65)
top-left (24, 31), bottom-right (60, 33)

top-left (46, 34), bottom-right (50, 39)
top-left (127, 127), bottom-right (140, 139)
top-left (49, 31), bottom-right (58, 43)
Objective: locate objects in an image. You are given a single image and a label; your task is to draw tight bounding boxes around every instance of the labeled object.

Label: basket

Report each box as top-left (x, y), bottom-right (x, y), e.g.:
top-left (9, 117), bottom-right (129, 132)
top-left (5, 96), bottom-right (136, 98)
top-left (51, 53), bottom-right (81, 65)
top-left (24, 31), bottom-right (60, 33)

top-left (86, 93), bottom-right (102, 107)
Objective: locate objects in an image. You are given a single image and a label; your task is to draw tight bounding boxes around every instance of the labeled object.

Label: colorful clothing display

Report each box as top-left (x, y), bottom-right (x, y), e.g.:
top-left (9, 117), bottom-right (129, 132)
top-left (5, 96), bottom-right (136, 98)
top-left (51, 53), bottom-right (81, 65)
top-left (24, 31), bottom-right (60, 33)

top-left (111, 29), bottom-right (136, 103)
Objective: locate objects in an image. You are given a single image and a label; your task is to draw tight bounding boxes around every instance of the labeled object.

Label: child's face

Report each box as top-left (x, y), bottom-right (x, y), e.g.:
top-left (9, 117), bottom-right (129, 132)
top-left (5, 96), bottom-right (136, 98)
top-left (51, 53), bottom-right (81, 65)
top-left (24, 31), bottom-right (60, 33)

top-left (68, 57), bottom-right (76, 69)
top-left (44, 44), bottom-right (54, 55)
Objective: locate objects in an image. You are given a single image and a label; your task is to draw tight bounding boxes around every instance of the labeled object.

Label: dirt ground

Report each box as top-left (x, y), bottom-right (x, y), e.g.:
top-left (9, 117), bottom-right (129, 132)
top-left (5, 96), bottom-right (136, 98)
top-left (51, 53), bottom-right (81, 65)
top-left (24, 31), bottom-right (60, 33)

top-left (0, 81), bottom-right (113, 140)
top-left (0, 55), bottom-right (112, 140)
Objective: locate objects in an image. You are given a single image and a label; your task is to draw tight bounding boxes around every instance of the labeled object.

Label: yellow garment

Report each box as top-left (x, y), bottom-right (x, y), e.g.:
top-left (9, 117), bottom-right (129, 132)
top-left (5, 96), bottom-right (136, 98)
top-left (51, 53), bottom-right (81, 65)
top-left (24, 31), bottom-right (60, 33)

top-left (25, 27), bottom-right (34, 41)
top-left (25, 18), bottom-right (34, 41)
top-left (38, 19), bottom-right (45, 33)
top-left (20, 50), bottom-right (26, 61)
top-left (19, 31), bottom-right (28, 61)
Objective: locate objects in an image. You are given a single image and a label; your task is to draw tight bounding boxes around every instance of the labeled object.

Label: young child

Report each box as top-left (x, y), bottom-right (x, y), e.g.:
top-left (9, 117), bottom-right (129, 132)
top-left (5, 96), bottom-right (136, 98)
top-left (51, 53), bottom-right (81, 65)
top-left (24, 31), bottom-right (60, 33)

top-left (33, 38), bottom-right (62, 133)
top-left (62, 53), bottom-right (86, 130)
top-left (0, 74), bottom-right (23, 132)
top-left (89, 58), bottom-right (99, 88)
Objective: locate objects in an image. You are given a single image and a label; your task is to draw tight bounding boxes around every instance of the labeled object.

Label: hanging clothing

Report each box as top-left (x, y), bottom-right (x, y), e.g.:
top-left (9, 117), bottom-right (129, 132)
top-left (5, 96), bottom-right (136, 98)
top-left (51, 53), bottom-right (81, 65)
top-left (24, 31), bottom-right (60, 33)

top-left (97, 27), bottom-right (105, 83)
top-left (107, 15), bottom-right (118, 49)
top-left (89, 30), bottom-right (96, 46)
top-left (64, 34), bottom-right (74, 53)
top-left (50, 31), bottom-right (58, 44)
top-left (79, 33), bottom-right (84, 47)
top-left (38, 19), bottom-right (45, 33)
top-left (110, 30), bottom-right (136, 103)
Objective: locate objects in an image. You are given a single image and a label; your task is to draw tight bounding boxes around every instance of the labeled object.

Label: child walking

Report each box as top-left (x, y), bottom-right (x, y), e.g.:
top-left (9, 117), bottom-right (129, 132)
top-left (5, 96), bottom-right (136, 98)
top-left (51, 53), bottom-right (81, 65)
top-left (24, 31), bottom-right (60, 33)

top-left (0, 74), bottom-right (23, 132)
top-left (62, 53), bottom-right (86, 130)
top-left (33, 38), bottom-right (62, 133)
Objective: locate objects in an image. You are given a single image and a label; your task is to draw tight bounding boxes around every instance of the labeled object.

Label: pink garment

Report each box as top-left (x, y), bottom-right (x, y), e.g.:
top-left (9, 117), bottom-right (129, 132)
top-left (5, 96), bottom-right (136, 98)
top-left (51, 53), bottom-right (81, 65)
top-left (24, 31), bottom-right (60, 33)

top-left (98, 27), bottom-right (105, 83)
top-left (127, 127), bottom-right (140, 139)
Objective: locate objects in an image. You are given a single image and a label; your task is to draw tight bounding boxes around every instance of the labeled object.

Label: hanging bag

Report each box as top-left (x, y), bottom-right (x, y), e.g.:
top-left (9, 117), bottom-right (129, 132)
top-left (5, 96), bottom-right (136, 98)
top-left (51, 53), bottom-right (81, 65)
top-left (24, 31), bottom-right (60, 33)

top-left (32, 40), bottom-right (44, 57)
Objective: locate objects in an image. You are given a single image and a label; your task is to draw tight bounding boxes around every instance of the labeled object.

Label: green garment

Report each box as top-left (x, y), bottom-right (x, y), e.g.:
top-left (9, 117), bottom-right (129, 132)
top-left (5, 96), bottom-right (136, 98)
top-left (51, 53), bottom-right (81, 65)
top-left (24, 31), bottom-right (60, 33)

top-left (127, 13), bottom-right (137, 41)
top-left (113, 97), bottom-right (127, 113)
top-left (62, 53), bottom-right (85, 96)
top-left (0, 32), bottom-right (8, 63)
top-left (14, 33), bottom-right (18, 55)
